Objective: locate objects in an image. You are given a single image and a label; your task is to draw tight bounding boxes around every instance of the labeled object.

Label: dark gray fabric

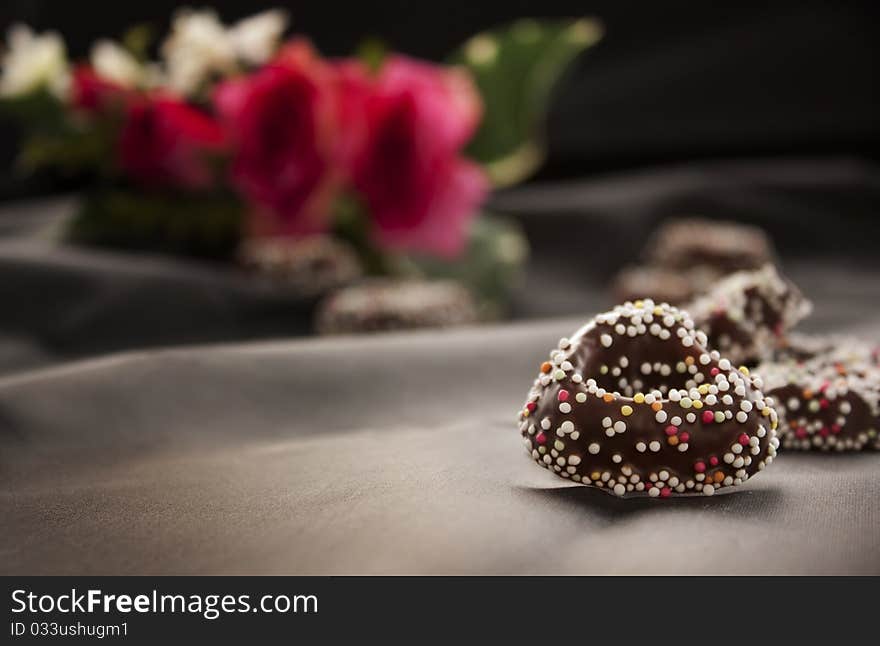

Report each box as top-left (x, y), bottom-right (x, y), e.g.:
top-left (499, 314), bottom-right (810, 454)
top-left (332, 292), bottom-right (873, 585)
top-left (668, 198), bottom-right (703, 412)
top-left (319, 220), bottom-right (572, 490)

top-left (1, 316), bottom-right (878, 575)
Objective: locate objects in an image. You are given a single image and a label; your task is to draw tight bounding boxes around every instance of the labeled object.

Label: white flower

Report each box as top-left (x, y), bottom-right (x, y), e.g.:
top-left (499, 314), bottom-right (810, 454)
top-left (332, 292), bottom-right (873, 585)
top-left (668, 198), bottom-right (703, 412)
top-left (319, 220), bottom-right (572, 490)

top-left (0, 24), bottom-right (70, 99)
top-left (229, 9), bottom-right (289, 66)
top-left (160, 8), bottom-right (288, 96)
top-left (91, 40), bottom-right (146, 88)
top-left (161, 9), bottom-right (235, 95)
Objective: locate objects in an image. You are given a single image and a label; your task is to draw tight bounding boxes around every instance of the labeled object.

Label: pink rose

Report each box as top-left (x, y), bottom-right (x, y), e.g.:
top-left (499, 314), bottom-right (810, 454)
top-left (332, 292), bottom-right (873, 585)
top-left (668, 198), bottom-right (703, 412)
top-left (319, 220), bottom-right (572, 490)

top-left (118, 95), bottom-right (227, 189)
top-left (345, 56), bottom-right (488, 257)
top-left (213, 39), bottom-right (338, 236)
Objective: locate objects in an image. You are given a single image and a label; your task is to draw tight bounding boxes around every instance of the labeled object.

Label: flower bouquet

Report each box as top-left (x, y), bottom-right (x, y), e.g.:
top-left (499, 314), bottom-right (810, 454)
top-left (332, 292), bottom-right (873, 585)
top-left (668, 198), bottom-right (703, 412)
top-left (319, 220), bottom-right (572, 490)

top-left (0, 9), bottom-right (602, 325)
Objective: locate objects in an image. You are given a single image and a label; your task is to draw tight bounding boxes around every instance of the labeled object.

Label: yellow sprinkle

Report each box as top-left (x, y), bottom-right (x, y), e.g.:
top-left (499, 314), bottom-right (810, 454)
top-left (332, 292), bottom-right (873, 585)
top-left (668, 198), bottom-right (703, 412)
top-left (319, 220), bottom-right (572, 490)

top-left (698, 385), bottom-right (709, 395)
top-left (739, 366), bottom-right (750, 376)
top-left (653, 306), bottom-right (663, 315)
top-left (633, 393), bottom-right (645, 404)
top-left (772, 420), bottom-right (778, 430)
top-left (634, 300), bottom-right (644, 308)
top-left (762, 407), bottom-right (771, 417)
top-left (692, 400), bottom-right (703, 409)
top-left (621, 405), bottom-right (634, 416)
top-left (591, 472), bottom-right (601, 481)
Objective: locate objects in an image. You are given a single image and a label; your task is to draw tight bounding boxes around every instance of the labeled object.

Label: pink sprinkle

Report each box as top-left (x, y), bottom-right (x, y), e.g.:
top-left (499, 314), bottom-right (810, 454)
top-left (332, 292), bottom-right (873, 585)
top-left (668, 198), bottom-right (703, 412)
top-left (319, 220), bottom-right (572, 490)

top-left (535, 432), bottom-right (547, 445)
top-left (710, 367), bottom-right (720, 376)
top-left (660, 487), bottom-right (672, 498)
top-left (738, 433), bottom-right (750, 446)
top-left (820, 399), bottom-right (830, 409)
top-left (679, 432), bottom-right (690, 443)
top-left (795, 428), bottom-right (808, 439)
top-left (557, 390), bottom-right (569, 402)
top-left (526, 402), bottom-right (537, 412)
top-left (831, 424), bottom-right (842, 434)
top-left (709, 456), bottom-right (719, 466)
top-left (694, 461), bottom-right (706, 473)
top-left (665, 425), bottom-right (678, 436)
top-left (702, 411), bottom-right (715, 424)
top-left (820, 427), bottom-right (830, 438)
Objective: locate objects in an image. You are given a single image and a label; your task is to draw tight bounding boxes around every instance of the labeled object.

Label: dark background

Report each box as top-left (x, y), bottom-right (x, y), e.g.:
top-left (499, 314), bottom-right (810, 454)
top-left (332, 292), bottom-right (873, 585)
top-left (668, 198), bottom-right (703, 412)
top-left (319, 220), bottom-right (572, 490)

top-left (1, 0), bottom-right (878, 198)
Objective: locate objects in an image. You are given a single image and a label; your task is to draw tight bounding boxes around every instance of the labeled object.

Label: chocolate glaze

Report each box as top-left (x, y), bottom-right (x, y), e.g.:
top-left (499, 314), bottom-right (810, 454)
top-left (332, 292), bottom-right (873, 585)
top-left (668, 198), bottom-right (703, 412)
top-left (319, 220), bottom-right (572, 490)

top-left (519, 300), bottom-right (779, 498)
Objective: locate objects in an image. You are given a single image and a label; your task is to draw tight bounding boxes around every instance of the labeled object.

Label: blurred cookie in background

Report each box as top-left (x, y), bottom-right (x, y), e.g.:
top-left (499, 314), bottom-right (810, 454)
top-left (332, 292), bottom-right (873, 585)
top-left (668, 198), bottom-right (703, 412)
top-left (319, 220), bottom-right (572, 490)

top-left (315, 279), bottom-right (479, 335)
top-left (645, 217), bottom-right (775, 273)
top-left (612, 264), bottom-right (721, 306)
top-left (239, 236), bottom-right (364, 297)
top-left (610, 217), bottom-right (778, 307)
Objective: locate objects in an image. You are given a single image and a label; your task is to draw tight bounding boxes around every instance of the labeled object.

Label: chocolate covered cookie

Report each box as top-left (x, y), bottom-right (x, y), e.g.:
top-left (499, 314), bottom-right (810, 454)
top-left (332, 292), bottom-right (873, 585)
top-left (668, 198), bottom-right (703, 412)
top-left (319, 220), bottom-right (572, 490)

top-left (239, 236), bottom-right (362, 296)
top-left (760, 337), bottom-right (880, 451)
top-left (518, 300), bottom-right (780, 497)
top-left (646, 218), bottom-right (774, 273)
top-left (315, 279), bottom-right (478, 335)
top-left (688, 265), bottom-right (811, 366)
top-left (611, 265), bottom-right (721, 306)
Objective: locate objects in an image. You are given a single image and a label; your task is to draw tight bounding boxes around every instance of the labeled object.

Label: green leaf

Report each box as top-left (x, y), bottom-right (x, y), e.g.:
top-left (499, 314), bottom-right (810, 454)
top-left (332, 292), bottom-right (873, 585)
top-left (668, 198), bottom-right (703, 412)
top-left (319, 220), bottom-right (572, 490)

top-left (68, 189), bottom-right (245, 261)
top-left (355, 37), bottom-right (388, 75)
top-left (448, 18), bottom-right (603, 187)
top-left (0, 87), bottom-right (68, 130)
top-left (121, 23), bottom-right (156, 62)
top-left (17, 125), bottom-right (114, 175)
top-left (404, 213), bottom-right (529, 319)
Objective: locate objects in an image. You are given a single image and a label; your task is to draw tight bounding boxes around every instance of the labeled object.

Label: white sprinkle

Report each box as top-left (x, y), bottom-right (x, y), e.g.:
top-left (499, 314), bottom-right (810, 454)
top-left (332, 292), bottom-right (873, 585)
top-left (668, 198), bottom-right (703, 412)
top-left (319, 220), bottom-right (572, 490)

top-left (600, 334), bottom-right (613, 348)
top-left (588, 443), bottom-right (600, 454)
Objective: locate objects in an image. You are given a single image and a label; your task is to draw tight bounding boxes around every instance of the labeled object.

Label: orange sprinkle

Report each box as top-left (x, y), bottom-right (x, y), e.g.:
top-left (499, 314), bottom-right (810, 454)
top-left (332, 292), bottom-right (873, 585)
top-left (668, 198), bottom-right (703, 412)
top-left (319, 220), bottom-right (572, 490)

top-left (651, 402), bottom-right (663, 412)
top-left (540, 362), bottom-right (552, 374)
top-left (667, 435), bottom-right (679, 446)
top-left (603, 393), bottom-right (615, 403)
top-left (713, 471), bottom-right (724, 484)
top-left (803, 389), bottom-right (813, 399)
top-left (685, 356), bottom-right (695, 365)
